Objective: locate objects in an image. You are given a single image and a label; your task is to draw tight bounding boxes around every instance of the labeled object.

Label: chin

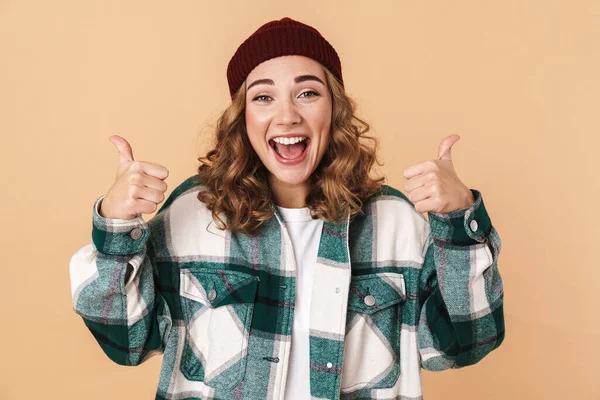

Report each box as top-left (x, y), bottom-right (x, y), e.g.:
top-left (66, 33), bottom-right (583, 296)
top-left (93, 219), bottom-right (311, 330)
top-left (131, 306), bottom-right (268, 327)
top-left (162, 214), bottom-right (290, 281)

top-left (270, 169), bottom-right (311, 186)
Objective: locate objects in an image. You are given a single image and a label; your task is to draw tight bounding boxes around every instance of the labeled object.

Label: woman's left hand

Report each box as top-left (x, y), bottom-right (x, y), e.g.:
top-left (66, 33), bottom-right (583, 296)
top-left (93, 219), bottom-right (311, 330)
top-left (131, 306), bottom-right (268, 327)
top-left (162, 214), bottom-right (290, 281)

top-left (402, 134), bottom-right (475, 214)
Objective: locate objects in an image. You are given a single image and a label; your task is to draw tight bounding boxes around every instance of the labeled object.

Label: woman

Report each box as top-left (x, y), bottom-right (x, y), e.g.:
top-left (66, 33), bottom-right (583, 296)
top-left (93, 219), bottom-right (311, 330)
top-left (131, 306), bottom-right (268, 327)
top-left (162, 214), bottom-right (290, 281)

top-left (69, 17), bottom-right (504, 400)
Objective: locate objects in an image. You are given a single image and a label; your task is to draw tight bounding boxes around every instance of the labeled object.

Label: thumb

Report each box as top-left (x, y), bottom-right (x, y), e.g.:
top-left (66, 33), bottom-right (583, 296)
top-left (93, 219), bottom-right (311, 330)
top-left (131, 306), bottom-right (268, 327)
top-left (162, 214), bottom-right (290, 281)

top-left (437, 134), bottom-right (460, 161)
top-left (109, 135), bottom-right (135, 164)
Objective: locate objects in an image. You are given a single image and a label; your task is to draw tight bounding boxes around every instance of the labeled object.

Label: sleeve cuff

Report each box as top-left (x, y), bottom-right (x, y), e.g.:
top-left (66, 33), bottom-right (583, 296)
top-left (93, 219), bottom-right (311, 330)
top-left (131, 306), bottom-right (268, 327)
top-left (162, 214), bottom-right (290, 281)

top-left (427, 189), bottom-right (492, 246)
top-left (91, 194), bottom-right (150, 256)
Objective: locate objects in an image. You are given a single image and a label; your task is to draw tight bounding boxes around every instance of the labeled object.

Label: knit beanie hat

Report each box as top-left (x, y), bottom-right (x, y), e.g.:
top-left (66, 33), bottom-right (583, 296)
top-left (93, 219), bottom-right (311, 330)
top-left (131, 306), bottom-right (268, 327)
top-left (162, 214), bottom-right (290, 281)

top-left (226, 17), bottom-right (344, 99)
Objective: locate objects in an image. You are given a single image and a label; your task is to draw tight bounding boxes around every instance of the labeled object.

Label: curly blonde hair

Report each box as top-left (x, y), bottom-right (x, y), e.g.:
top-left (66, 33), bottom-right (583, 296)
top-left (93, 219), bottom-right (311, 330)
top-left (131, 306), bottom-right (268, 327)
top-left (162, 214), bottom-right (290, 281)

top-left (196, 66), bottom-right (386, 237)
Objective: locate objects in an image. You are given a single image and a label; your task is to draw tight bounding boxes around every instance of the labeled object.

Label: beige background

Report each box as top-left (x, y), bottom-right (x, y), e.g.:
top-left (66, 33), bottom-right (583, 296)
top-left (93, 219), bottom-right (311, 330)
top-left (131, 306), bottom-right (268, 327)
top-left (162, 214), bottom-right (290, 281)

top-left (1, 0), bottom-right (598, 398)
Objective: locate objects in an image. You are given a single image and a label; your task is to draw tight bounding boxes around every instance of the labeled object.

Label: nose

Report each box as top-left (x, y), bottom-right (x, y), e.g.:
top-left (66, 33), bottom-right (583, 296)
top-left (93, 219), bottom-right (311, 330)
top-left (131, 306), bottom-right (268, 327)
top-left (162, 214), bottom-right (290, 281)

top-left (275, 96), bottom-right (301, 126)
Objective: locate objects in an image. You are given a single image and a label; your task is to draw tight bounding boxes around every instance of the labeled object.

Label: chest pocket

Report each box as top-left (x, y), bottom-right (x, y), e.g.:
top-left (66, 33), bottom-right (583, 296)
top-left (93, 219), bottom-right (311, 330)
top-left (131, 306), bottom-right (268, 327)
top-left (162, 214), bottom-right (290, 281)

top-left (341, 272), bottom-right (406, 393)
top-left (179, 267), bottom-right (259, 390)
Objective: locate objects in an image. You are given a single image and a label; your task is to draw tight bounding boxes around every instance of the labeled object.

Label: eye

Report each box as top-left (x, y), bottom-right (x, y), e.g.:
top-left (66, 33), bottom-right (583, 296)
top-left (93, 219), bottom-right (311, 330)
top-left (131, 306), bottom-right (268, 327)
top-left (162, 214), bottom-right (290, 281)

top-left (252, 95), bottom-right (272, 103)
top-left (300, 90), bottom-right (319, 98)
top-left (252, 91), bottom-right (320, 103)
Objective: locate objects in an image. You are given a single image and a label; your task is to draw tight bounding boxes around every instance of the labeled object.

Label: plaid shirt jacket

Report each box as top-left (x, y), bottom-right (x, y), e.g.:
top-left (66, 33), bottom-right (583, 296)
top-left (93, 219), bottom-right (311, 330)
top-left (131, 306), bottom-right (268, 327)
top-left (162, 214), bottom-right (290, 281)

top-left (69, 174), bottom-right (504, 400)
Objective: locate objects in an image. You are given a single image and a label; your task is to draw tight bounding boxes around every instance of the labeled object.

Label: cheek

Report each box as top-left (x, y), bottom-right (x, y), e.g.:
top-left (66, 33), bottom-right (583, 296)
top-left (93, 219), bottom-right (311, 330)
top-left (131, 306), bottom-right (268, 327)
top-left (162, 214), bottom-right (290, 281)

top-left (320, 133), bottom-right (331, 158)
top-left (314, 114), bottom-right (332, 151)
top-left (246, 107), bottom-right (272, 125)
top-left (246, 111), bottom-right (273, 141)
top-left (245, 110), bottom-right (257, 131)
top-left (245, 111), bottom-right (265, 144)
top-left (308, 104), bottom-right (332, 132)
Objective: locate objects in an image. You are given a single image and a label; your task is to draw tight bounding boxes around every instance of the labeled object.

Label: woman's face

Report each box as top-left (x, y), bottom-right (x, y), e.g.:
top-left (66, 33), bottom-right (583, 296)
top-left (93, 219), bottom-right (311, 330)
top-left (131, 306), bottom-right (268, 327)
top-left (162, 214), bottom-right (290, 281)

top-left (245, 55), bottom-right (332, 188)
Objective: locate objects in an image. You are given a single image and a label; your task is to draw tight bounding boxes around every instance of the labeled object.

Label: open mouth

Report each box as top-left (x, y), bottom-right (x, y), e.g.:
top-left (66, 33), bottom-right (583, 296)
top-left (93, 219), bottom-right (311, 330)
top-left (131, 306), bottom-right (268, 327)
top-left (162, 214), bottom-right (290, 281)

top-left (268, 137), bottom-right (311, 161)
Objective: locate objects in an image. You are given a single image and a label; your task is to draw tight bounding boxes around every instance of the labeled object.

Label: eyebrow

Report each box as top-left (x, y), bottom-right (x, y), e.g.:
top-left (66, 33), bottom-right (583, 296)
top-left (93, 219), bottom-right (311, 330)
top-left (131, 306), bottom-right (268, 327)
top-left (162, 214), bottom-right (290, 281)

top-left (246, 75), bottom-right (325, 92)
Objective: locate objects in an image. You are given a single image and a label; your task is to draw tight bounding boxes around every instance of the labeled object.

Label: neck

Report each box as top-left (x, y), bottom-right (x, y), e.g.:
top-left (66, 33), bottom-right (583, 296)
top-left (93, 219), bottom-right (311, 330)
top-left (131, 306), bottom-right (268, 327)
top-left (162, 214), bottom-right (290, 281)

top-left (268, 174), bottom-right (310, 208)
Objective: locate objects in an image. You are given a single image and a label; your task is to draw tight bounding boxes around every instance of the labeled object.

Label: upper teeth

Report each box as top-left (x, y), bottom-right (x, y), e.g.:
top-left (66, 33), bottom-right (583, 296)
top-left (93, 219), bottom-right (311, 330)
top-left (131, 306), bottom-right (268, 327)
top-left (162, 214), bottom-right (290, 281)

top-left (272, 137), bottom-right (307, 145)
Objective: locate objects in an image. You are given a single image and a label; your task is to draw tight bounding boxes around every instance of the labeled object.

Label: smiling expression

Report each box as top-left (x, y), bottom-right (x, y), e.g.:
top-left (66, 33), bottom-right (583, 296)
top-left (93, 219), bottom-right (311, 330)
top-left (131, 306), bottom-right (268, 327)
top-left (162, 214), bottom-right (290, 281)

top-left (245, 55), bottom-right (333, 188)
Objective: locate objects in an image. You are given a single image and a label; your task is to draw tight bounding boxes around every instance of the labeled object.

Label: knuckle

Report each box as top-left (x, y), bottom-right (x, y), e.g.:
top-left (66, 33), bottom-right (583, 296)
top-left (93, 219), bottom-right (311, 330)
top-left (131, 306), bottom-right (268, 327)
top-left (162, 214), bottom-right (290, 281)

top-left (128, 185), bottom-right (139, 199)
top-left (128, 172), bottom-right (140, 185)
top-left (124, 197), bottom-right (135, 210)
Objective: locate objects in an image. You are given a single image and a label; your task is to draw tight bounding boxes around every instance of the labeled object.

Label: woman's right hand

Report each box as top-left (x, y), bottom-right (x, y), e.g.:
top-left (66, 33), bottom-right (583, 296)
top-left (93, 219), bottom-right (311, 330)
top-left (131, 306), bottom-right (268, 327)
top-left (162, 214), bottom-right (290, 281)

top-left (98, 135), bottom-right (169, 220)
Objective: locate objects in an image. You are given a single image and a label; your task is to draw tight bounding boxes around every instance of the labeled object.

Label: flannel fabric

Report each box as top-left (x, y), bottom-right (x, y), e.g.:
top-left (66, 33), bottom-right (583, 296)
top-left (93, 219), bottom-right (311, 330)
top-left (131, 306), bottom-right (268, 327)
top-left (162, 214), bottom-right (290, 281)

top-left (69, 174), bottom-right (504, 399)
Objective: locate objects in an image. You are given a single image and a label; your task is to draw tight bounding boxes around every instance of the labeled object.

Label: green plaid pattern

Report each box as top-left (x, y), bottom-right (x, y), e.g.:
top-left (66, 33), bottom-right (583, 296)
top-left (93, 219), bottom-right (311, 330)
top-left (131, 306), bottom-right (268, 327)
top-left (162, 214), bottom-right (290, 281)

top-left (69, 174), bottom-right (504, 399)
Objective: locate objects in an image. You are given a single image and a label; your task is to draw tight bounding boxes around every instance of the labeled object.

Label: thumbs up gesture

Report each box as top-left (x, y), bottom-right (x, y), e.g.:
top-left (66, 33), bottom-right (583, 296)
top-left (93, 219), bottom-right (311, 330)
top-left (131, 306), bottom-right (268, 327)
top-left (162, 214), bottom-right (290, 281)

top-left (401, 134), bottom-right (475, 214)
top-left (98, 135), bottom-right (169, 220)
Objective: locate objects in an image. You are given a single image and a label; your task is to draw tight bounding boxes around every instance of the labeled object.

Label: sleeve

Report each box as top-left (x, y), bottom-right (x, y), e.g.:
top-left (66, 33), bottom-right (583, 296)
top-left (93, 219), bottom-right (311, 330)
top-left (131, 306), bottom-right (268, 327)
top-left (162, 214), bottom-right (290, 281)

top-left (416, 189), bottom-right (505, 371)
top-left (69, 194), bottom-right (173, 366)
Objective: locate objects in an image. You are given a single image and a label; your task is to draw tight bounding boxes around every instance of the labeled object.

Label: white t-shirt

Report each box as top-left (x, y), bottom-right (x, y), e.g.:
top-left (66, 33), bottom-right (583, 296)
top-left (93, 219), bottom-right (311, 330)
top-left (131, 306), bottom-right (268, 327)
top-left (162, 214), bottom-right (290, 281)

top-left (277, 205), bottom-right (323, 400)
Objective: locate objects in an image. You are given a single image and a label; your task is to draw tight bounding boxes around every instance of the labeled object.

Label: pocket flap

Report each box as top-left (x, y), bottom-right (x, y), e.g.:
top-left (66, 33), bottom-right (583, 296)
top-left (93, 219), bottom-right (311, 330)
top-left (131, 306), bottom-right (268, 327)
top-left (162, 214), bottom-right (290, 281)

top-left (180, 268), bottom-right (259, 309)
top-left (347, 272), bottom-right (406, 313)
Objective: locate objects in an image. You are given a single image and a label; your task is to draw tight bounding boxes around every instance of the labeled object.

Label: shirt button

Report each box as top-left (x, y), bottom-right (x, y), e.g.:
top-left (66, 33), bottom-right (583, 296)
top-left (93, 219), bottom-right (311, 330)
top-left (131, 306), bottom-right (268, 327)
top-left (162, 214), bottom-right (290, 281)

top-left (469, 219), bottom-right (478, 232)
top-left (326, 362), bottom-right (333, 368)
top-left (207, 289), bottom-right (217, 301)
top-left (364, 295), bottom-right (376, 306)
top-left (130, 228), bottom-right (143, 240)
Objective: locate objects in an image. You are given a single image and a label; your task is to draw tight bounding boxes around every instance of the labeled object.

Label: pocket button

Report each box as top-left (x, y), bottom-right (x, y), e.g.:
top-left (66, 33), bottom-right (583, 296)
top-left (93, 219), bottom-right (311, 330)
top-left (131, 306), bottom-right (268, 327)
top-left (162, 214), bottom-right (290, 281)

top-left (130, 228), bottom-right (143, 240)
top-left (470, 219), bottom-right (478, 232)
top-left (207, 289), bottom-right (217, 301)
top-left (364, 295), bottom-right (376, 306)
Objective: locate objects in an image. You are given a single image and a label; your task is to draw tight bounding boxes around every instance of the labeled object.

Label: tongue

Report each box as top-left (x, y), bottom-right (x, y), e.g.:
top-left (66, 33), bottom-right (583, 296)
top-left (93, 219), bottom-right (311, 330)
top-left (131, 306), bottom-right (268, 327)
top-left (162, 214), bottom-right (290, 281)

top-left (275, 142), bottom-right (305, 159)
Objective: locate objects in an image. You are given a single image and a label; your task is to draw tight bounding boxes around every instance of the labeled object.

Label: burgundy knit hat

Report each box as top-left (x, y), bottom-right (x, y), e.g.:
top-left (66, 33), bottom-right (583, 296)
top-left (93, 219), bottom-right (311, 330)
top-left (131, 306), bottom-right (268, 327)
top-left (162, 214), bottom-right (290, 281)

top-left (226, 17), bottom-right (344, 99)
